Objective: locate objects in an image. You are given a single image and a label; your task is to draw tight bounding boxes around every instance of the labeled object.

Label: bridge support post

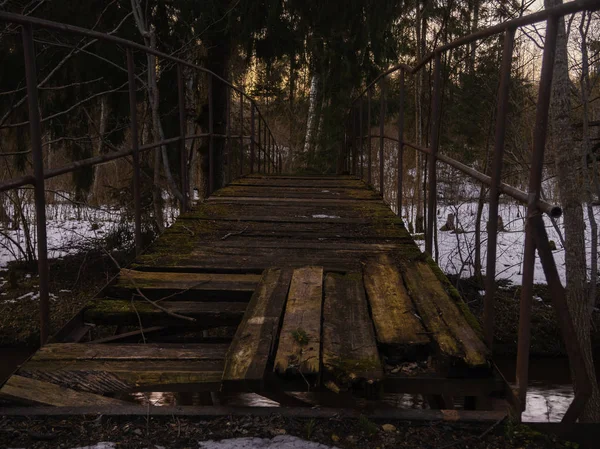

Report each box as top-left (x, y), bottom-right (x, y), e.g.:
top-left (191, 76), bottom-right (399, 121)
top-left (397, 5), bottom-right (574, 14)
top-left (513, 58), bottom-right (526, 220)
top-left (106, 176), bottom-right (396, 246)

top-left (208, 74), bottom-right (215, 194)
top-left (396, 69), bottom-right (405, 217)
top-left (359, 99), bottom-right (363, 179)
top-left (22, 24), bottom-right (50, 346)
top-left (379, 78), bottom-right (386, 196)
top-left (367, 87), bottom-right (372, 185)
top-left (125, 49), bottom-right (142, 256)
top-left (250, 105), bottom-right (255, 173)
top-left (226, 86), bottom-right (232, 184)
top-left (257, 115), bottom-right (261, 173)
top-left (426, 52), bottom-right (442, 255)
top-left (483, 28), bottom-right (515, 349)
top-left (239, 94), bottom-right (244, 176)
top-left (177, 63), bottom-right (188, 212)
top-left (516, 14), bottom-right (591, 423)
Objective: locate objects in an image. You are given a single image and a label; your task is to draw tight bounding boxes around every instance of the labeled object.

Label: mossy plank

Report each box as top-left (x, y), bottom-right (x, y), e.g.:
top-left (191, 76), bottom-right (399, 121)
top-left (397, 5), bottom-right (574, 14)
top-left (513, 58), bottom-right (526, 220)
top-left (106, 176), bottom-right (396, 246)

top-left (222, 268), bottom-right (293, 390)
top-left (363, 255), bottom-right (430, 359)
top-left (274, 266), bottom-right (323, 378)
top-left (113, 270), bottom-right (259, 294)
top-left (19, 360), bottom-right (223, 394)
top-left (208, 196), bottom-right (379, 204)
top-left (32, 343), bottom-right (229, 362)
top-left (402, 261), bottom-right (489, 368)
top-left (322, 272), bottom-right (383, 387)
top-left (213, 185), bottom-right (379, 200)
top-left (0, 375), bottom-right (130, 406)
top-left (84, 299), bottom-right (246, 326)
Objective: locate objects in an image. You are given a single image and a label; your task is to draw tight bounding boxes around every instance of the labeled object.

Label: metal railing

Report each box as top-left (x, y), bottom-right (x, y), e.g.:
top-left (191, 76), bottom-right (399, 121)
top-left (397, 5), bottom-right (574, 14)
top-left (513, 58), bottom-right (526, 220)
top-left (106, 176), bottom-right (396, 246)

top-left (344, 0), bottom-right (598, 423)
top-left (0, 12), bottom-right (281, 345)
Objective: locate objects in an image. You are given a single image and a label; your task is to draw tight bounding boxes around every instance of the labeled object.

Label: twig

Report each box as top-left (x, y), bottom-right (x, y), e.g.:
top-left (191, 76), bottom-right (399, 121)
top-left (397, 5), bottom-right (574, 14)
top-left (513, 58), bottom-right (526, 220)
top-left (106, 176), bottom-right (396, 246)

top-left (221, 226), bottom-right (248, 240)
top-left (434, 415), bottom-right (506, 449)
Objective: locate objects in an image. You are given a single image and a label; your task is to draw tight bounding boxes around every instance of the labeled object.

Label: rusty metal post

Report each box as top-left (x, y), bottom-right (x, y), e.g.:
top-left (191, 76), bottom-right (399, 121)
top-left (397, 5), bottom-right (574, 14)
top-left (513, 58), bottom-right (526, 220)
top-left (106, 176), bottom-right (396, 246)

top-left (177, 63), bottom-right (188, 212)
top-left (226, 86), bottom-right (232, 183)
top-left (516, 15), bottom-right (559, 409)
top-left (126, 49), bottom-right (142, 256)
top-left (239, 95), bottom-right (244, 176)
top-left (483, 28), bottom-right (515, 349)
top-left (426, 52), bottom-right (442, 255)
top-left (250, 105), bottom-right (255, 173)
top-left (379, 78), bottom-right (386, 195)
top-left (531, 215), bottom-right (591, 423)
top-left (22, 24), bottom-right (50, 346)
top-left (359, 99), bottom-right (364, 179)
top-left (367, 87), bottom-right (372, 185)
top-left (257, 116), bottom-right (262, 173)
top-left (397, 69), bottom-right (405, 217)
top-left (208, 74), bottom-right (215, 194)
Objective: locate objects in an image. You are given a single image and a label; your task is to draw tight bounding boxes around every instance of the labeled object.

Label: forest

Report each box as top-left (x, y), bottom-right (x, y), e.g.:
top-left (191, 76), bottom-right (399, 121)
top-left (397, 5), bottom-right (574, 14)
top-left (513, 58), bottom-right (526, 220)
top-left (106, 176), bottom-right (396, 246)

top-left (0, 0), bottom-right (600, 445)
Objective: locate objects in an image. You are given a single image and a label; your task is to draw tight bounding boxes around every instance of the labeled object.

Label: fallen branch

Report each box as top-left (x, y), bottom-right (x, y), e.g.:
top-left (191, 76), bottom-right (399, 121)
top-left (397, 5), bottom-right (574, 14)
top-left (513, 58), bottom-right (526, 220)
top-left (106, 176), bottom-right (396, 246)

top-left (221, 226), bottom-right (248, 240)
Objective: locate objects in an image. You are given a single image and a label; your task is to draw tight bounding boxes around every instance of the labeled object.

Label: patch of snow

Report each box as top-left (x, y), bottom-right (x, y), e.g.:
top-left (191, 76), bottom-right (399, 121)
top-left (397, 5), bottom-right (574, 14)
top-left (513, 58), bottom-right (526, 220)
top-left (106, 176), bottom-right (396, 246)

top-left (478, 290), bottom-right (485, 296)
top-left (199, 436), bottom-right (338, 449)
top-left (312, 214), bottom-right (340, 219)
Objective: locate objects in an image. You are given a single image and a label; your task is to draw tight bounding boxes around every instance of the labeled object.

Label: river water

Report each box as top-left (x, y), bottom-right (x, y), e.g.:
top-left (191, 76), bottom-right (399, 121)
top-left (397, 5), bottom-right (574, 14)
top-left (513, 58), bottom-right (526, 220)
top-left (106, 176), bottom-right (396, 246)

top-left (0, 348), bottom-right (591, 422)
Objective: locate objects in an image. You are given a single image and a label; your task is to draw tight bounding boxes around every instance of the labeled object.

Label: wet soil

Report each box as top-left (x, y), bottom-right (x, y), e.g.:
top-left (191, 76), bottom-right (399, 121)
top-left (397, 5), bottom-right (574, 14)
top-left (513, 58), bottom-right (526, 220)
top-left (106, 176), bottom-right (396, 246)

top-left (0, 414), bottom-right (582, 449)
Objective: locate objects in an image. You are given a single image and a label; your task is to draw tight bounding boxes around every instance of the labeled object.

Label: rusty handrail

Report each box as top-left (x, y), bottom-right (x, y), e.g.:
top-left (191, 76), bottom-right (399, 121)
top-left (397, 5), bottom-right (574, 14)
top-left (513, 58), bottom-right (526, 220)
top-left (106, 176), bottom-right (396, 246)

top-left (0, 12), bottom-right (282, 348)
top-left (345, 0), bottom-right (597, 424)
top-left (352, 0), bottom-right (599, 103)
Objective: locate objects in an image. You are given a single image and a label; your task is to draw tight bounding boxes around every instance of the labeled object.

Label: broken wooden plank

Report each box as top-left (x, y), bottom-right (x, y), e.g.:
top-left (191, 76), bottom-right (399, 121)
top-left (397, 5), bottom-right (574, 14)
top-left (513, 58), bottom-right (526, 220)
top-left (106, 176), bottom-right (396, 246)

top-left (322, 272), bottom-right (383, 389)
top-left (0, 375), bottom-right (129, 406)
top-left (18, 359), bottom-right (224, 394)
top-left (402, 261), bottom-right (489, 369)
top-left (84, 299), bottom-right (246, 326)
top-left (274, 267), bottom-right (323, 378)
top-left (222, 268), bottom-right (292, 390)
top-left (363, 255), bottom-right (430, 360)
top-left (32, 343), bottom-right (229, 361)
top-left (110, 270), bottom-right (259, 300)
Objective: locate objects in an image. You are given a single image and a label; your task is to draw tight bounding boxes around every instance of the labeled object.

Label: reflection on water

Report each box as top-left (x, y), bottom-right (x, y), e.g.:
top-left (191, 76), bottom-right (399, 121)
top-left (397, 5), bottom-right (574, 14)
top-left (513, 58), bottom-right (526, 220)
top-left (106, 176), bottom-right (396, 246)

top-left (521, 382), bottom-right (574, 422)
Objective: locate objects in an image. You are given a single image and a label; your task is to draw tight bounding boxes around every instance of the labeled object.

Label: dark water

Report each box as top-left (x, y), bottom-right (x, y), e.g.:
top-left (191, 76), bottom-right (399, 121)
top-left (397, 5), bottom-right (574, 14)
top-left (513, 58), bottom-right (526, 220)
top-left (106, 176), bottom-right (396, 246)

top-left (0, 348), bottom-right (593, 423)
top-left (495, 356), bottom-right (600, 422)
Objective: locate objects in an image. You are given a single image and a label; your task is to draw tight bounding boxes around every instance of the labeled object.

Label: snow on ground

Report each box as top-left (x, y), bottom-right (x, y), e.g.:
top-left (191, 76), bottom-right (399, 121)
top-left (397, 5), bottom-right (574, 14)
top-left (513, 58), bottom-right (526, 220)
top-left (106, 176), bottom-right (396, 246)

top-left (0, 199), bottom-right (179, 269)
top-left (412, 200), bottom-right (600, 286)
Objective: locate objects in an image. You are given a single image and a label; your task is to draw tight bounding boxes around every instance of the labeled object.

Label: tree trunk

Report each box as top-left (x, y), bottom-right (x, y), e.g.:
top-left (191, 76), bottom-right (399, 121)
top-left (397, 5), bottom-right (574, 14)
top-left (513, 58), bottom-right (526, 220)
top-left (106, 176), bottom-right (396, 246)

top-left (304, 73), bottom-right (320, 159)
top-left (545, 0), bottom-right (600, 422)
top-left (90, 95), bottom-right (108, 205)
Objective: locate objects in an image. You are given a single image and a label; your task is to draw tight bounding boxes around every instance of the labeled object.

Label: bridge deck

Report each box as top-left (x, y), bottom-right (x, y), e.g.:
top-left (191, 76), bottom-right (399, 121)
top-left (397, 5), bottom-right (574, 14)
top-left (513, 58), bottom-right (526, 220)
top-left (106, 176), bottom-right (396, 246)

top-left (0, 175), bottom-right (499, 411)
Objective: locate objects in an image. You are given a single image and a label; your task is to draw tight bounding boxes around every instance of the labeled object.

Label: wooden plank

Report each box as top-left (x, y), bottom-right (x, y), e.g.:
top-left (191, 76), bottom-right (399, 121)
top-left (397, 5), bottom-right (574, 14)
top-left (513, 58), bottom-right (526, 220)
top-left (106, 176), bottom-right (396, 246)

top-left (208, 196), bottom-right (379, 204)
top-left (402, 261), bottom-right (489, 369)
top-left (222, 268), bottom-right (292, 390)
top-left (84, 300), bottom-right (246, 326)
top-left (0, 375), bottom-right (129, 406)
top-left (322, 272), bottom-right (383, 388)
top-left (32, 343), bottom-right (229, 361)
top-left (114, 270), bottom-right (260, 292)
top-left (209, 240), bottom-right (403, 251)
top-left (363, 255), bottom-right (430, 359)
top-left (274, 267), bottom-right (323, 378)
top-left (110, 270), bottom-right (259, 300)
top-left (18, 359), bottom-right (224, 394)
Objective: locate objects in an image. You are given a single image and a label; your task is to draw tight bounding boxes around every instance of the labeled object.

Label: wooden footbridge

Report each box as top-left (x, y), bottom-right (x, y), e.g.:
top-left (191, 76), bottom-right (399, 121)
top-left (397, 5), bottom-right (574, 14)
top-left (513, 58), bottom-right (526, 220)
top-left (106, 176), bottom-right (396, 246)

top-left (1, 174), bottom-right (505, 418)
top-left (1, 1), bottom-right (597, 423)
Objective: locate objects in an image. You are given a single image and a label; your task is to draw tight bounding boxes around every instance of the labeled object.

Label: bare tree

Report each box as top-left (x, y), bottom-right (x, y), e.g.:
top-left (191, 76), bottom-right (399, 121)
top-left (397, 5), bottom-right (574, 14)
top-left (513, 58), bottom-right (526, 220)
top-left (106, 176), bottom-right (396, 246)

top-left (545, 0), bottom-right (600, 421)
